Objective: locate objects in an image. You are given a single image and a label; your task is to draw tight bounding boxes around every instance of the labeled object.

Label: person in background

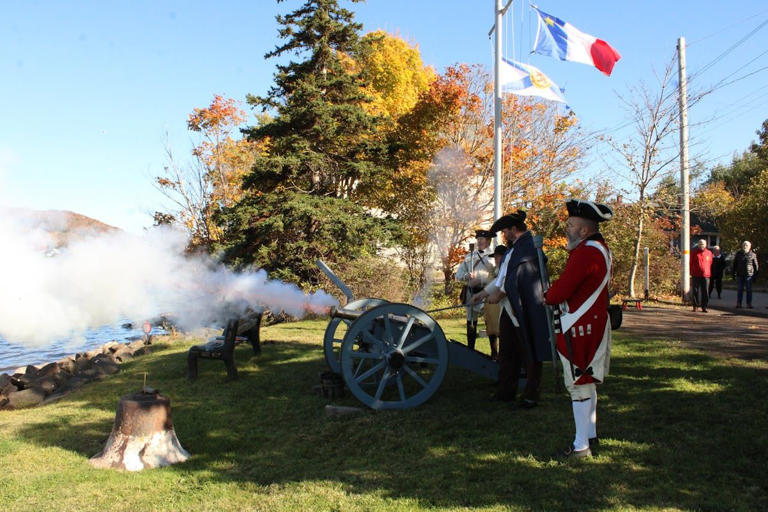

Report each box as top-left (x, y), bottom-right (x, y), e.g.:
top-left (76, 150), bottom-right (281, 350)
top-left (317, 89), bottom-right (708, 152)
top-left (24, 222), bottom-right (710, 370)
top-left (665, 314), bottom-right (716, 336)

top-left (708, 245), bottom-right (726, 299)
top-left (482, 244), bottom-right (507, 360)
top-left (690, 239), bottom-right (713, 313)
top-left (456, 230), bottom-right (495, 349)
top-left (732, 240), bottom-right (759, 308)
top-left (544, 199), bottom-right (613, 459)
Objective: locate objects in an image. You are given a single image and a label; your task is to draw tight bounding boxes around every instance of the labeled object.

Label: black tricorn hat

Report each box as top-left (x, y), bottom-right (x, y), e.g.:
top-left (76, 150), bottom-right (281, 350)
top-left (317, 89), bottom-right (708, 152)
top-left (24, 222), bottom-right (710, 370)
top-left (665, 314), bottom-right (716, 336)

top-left (565, 199), bottom-right (613, 222)
top-left (489, 209), bottom-right (527, 233)
top-left (475, 229), bottom-right (495, 239)
top-left (493, 244), bottom-right (507, 256)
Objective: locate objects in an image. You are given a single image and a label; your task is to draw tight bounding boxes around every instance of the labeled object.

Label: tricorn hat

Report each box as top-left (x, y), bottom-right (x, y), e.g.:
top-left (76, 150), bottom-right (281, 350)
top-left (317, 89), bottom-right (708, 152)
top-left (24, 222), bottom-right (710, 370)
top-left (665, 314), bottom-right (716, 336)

top-left (489, 209), bottom-right (526, 233)
top-left (475, 229), bottom-right (495, 239)
top-left (493, 244), bottom-right (507, 257)
top-left (565, 199), bottom-right (613, 223)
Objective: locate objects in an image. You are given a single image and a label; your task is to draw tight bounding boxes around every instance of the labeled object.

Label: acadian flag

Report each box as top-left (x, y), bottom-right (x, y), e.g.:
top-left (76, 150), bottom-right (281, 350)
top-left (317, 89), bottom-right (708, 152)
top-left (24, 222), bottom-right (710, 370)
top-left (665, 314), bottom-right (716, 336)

top-left (532, 5), bottom-right (621, 76)
top-left (499, 58), bottom-right (567, 103)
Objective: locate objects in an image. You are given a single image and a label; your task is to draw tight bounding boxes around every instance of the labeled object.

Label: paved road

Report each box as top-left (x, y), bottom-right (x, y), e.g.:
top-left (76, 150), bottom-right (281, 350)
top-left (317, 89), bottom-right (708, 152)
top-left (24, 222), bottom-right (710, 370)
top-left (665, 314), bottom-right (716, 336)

top-left (620, 303), bottom-right (768, 362)
top-left (707, 287), bottom-right (768, 314)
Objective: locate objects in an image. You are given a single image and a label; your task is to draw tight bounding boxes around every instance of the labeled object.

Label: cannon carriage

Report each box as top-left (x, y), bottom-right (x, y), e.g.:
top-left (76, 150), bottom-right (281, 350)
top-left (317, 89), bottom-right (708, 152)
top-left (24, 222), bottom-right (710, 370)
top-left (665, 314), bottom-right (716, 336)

top-left (318, 261), bottom-right (498, 410)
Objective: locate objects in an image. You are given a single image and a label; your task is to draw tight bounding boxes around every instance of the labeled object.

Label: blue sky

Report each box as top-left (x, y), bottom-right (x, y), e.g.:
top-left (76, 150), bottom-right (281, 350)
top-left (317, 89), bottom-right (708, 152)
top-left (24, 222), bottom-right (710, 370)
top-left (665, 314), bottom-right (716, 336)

top-left (2, 0), bottom-right (767, 232)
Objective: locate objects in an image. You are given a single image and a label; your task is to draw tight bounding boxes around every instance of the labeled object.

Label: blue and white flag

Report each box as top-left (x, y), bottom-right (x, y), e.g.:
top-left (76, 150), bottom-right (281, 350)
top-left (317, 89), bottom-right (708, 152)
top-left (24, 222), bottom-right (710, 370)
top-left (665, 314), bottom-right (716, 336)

top-left (499, 58), bottom-right (566, 103)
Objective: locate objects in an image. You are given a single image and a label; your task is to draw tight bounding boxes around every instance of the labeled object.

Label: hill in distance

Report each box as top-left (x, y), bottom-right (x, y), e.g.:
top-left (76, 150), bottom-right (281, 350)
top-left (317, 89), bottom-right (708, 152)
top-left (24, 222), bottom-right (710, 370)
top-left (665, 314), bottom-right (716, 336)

top-left (1, 207), bottom-right (120, 249)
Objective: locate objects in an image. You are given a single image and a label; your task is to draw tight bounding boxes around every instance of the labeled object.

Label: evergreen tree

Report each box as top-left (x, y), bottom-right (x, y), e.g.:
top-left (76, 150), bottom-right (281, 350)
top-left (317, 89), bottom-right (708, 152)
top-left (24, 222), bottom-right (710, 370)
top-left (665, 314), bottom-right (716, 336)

top-left (749, 119), bottom-right (768, 165)
top-left (243, 0), bottom-right (386, 198)
top-left (219, 0), bottom-right (395, 283)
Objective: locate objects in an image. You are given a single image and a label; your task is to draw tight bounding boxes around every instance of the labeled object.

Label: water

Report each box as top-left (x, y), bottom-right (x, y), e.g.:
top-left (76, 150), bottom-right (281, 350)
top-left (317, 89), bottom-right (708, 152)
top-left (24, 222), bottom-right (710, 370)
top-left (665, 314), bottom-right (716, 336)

top-left (0, 322), bottom-right (167, 374)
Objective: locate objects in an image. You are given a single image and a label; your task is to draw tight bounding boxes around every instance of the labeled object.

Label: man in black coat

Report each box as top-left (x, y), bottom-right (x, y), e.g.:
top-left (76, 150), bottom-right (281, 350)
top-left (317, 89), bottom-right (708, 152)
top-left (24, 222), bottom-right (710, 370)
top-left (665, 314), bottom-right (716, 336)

top-left (489, 210), bottom-right (551, 408)
top-left (732, 240), bottom-right (759, 308)
top-left (708, 245), bottom-right (726, 299)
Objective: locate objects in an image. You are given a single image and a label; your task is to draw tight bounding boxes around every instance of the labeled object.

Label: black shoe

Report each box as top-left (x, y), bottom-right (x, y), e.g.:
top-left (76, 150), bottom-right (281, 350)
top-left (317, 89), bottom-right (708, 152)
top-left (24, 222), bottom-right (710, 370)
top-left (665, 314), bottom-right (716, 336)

top-left (702, 308), bottom-right (708, 313)
top-left (589, 437), bottom-right (599, 457)
top-left (747, 304), bottom-right (753, 309)
top-left (509, 399), bottom-right (537, 411)
top-left (489, 393), bottom-right (514, 403)
top-left (561, 445), bottom-right (591, 459)
top-left (736, 304), bottom-right (742, 308)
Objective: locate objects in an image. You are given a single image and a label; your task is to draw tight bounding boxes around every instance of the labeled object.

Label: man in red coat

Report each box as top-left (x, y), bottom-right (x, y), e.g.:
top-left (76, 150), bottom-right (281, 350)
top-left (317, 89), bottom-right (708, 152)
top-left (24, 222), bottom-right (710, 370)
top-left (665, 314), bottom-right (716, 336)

top-left (690, 239), bottom-right (713, 312)
top-left (544, 199), bottom-right (613, 459)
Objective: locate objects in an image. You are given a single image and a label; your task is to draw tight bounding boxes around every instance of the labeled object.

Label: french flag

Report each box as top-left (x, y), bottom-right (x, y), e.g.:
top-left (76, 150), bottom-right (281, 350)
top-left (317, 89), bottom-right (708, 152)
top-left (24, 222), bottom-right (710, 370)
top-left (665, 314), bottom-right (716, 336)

top-left (532, 5), bottom-right (621, 76)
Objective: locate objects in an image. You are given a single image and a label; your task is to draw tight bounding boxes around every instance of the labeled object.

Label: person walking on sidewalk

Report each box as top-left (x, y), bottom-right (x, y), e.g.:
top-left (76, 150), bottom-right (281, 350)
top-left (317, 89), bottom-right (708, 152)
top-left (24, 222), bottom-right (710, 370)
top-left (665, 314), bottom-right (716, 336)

top-left (732, 240), bottom-right (759, 308)
top-left (709, 245), bottom-right (726, 299)
top-left (690, 239), bottom-right (713, 312)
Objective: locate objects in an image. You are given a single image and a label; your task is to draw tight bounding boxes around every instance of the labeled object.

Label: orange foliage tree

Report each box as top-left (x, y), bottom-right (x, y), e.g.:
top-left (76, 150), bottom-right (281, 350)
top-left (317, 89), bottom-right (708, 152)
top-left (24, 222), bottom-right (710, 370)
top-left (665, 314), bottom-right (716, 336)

top-left (407, 64), bottom-right (586, 289)
top-left (154, 95), bottom-right (260, 250)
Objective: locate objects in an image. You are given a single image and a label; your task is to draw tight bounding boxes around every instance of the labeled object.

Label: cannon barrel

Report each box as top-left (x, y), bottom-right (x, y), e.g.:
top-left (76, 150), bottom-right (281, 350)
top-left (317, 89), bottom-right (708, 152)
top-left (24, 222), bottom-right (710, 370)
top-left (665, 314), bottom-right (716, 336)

top-left (329, 306), bottom-right (363, 321)
top-left (317, 259), bottom-right (355, 302)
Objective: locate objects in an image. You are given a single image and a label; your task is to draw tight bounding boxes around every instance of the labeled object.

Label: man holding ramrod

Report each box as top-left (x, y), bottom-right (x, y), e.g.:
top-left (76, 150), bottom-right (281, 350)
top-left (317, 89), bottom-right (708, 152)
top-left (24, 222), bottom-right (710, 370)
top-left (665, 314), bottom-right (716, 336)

top-left (471, 211), bottom-right (550, 407)
top-left (544, 199), bottom-right (613, 459)
top-left (455, 230), bottom-right (496, 351)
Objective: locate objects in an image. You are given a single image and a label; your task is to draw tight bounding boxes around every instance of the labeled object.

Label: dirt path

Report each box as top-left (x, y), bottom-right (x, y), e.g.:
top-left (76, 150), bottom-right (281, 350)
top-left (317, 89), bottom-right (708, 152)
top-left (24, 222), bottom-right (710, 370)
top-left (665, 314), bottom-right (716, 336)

top-left (620, 305), bottom-right (768, 361)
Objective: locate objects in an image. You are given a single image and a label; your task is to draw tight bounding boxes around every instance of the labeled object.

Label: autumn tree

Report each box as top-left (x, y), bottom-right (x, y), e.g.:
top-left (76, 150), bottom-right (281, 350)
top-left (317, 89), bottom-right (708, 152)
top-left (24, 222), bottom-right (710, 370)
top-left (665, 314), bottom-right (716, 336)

top-left (410, 63), bottom-right (584, 289)
top-left (719, 168), bottom-right (768, 264)
top-left (501, 97), bottom-right (583, 249)
top-left (607, 59), bottom-right (680, 298)
top-left (354, 30), bottom-right (435, 121)
top-left (219, 0), bottom-right (396, 283)
top-left (187, 95), bottom-right (259, 208)
top-left (344, 30), bottom-right (441, 289)
top-left (154, 95), bottom-right (256, 250)
top-left (704, 119), bottom-right (768, 270)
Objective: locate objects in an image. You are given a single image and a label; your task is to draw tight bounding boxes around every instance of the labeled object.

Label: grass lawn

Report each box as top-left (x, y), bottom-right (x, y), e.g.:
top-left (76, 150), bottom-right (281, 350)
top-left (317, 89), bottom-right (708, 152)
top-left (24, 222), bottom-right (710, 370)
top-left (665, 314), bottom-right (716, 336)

top-left (1, 315), bottom-right (766, 511)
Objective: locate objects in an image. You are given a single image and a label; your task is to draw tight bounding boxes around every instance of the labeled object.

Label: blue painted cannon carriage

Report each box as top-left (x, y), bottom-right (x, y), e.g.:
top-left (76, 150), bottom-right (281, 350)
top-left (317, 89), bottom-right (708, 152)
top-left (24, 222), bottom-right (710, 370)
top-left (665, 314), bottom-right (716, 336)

top-left (318, 261), bottom-right (498, 410)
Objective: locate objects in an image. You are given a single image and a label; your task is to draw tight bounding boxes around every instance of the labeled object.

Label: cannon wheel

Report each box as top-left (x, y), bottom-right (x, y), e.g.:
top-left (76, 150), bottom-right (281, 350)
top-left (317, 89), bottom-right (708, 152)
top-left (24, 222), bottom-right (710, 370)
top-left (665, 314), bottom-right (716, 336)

top-left (340, 303), bottom-right (448, 410)
top-left (323, 298), bottom-right (388, 373)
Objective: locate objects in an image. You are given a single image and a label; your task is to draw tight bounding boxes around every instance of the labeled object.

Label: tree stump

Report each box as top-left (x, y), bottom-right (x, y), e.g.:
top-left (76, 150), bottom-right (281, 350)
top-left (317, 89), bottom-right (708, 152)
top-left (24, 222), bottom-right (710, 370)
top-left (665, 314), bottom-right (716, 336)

top-left (89, 389), bottom-right (189, 471)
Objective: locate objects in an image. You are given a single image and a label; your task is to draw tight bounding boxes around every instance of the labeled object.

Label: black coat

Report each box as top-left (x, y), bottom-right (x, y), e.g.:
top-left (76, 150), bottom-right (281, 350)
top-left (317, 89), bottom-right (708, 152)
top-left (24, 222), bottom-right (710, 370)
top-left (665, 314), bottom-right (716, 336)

top-left (503, 231), bottom-right (552, 362)
top-left (711, 254), bottom-right (726, 278)
top-left (733, 250), bottom-right (759, 278)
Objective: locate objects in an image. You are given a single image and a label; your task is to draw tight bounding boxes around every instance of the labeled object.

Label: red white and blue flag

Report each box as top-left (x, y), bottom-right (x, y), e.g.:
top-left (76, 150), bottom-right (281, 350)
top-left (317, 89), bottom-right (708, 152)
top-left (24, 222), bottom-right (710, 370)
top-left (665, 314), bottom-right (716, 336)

top-left (532, 5), bottom-right (621, 76)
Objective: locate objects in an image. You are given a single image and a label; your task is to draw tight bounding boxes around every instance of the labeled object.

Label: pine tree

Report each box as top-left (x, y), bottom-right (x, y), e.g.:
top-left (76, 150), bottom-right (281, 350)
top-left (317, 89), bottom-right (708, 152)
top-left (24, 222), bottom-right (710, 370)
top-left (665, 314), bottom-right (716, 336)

top-left (243, 0), bottom-right (387, 198)
top-left (219, 0), bottom-right (395, 283)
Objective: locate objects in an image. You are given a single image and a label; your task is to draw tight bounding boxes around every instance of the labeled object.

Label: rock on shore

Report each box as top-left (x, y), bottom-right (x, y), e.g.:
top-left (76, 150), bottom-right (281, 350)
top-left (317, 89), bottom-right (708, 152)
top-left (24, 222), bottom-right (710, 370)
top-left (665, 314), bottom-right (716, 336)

top-left (0, 339), bottom-right (153, 411)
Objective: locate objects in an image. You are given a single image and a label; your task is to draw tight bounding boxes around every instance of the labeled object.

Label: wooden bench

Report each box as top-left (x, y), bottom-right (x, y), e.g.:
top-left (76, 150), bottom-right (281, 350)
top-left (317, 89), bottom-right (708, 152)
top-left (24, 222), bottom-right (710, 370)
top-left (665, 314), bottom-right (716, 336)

top-left (187, 311), bottom-right (263, 380)
top-left (621, 298), bottom-right (644, 311)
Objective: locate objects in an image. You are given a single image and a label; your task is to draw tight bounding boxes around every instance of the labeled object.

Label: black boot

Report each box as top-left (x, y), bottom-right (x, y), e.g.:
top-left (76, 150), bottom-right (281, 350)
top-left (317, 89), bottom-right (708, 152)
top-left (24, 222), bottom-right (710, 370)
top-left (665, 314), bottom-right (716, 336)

top-left (489, 335), bottom-right (498, 360)
top-left (466, 321), bottom-right (477, 350)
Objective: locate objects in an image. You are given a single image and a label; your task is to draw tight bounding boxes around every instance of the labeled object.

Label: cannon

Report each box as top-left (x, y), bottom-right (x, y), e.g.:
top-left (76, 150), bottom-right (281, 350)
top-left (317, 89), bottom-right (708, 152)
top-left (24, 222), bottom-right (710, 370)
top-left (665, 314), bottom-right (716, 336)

top-left (318, 261), bottom-right (498, 410)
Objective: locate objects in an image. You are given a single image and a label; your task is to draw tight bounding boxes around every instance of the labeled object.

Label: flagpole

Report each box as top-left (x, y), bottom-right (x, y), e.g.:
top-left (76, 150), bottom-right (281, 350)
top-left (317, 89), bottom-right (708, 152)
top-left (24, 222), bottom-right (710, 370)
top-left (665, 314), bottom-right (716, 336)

top-left (493, 0), bottom-right (513, 224)
top-left (493, 0), bottom-right (503, 224)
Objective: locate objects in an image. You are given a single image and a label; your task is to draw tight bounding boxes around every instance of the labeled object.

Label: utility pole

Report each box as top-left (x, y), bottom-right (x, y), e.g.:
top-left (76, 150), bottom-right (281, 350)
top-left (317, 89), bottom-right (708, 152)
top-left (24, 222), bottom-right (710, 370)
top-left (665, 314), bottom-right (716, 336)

top-left (677, 37), bottom-right (690, 302)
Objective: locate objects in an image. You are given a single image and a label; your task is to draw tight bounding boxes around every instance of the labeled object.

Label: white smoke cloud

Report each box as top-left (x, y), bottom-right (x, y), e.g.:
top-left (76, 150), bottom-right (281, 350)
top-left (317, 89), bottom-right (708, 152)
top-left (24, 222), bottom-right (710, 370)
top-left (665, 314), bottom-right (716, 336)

top-left (0, 215), bottom-right (338, 346)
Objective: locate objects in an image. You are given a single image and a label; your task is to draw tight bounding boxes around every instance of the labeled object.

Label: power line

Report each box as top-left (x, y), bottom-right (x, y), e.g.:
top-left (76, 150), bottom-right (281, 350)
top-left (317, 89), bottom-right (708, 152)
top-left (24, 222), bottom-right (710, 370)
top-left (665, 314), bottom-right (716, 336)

top-left (687, 8), bottom-right (768, 45)
top-left (687, 17), bottom-right (768, 85)
top-left (708, 63), bottom-right (768, 92)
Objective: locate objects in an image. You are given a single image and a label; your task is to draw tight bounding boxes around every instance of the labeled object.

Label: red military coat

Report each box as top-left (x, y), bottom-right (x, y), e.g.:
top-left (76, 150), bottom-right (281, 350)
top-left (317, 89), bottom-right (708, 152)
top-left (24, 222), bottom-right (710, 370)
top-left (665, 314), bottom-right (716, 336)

top-left (544, 235), bottom-right (611, 385)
